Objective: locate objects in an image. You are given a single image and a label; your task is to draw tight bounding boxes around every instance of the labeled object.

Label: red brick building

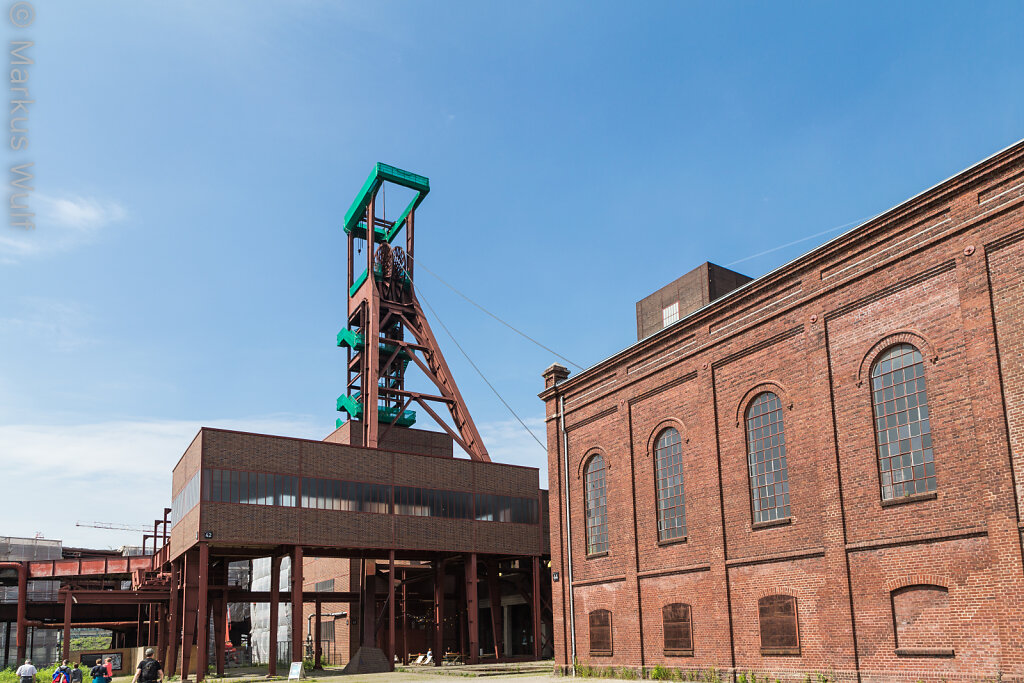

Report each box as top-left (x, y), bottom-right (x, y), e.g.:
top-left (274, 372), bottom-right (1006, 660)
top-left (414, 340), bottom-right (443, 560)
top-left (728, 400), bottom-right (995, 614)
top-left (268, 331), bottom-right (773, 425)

top-left (167, 422), bottom-right (551, 676)
top-left (540, 139), bottom-right (1024, 682)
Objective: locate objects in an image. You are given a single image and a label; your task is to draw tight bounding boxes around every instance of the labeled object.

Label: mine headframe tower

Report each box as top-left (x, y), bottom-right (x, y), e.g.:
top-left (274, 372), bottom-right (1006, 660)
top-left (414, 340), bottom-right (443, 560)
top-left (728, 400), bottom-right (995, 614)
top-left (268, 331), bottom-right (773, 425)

top-left (338, 163), bottom-right (490, 462)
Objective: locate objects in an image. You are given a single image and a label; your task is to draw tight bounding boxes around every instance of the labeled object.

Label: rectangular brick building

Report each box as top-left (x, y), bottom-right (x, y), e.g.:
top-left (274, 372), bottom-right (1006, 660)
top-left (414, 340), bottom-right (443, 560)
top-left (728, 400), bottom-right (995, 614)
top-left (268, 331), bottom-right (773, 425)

top-left (540, 140), bottom-right (1024, 682)
top-left (168, 424), bottom-right (551, 675)
top-left (171, 427), bottom-right (546, 560)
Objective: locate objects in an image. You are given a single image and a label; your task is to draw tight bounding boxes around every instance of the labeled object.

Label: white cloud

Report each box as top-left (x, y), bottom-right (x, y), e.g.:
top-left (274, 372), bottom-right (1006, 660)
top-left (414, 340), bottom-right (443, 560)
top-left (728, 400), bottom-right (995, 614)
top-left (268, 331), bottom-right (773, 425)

top-left (0, 414), bottom-right (322, 549)
top-left (0, 193), bottom-right (127, 262)
top-left (478, 417), bottom-right (549, 487)
top-left (0, 234), bottom-right (37, 260)
top-left (43, 195), bottom-right (127, 231)
top-left (418, 415), bottom-right (549, 480)
top-left (0, 296), bottom-right (95, 352)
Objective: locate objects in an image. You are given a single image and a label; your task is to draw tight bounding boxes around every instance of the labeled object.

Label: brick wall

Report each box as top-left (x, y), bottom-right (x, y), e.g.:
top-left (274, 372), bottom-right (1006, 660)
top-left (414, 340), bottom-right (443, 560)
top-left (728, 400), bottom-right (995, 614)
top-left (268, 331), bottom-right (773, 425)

top-left (169, 433), bottom-right (203, 558)
top-left (541, 141), bottom-right (1024, 681)
top-left (168, 505), bottom-right (199, 560)
top-left (988, 231), bottom-right (1024, 508)
top-left (301, 557), bottom-right (358, 665)
top-left (170, 428), bottom-right (545, 557)
top-left (324, 421), bottom-right (454, 458)
top-left (172, 431), bottom-right (202, 496)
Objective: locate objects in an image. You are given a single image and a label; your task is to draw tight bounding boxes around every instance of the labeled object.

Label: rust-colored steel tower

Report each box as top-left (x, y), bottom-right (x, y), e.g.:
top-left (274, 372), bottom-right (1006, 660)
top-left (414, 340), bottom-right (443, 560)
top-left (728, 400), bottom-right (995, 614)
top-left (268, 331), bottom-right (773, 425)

top-left (338, 163), bottom-right (490, 461)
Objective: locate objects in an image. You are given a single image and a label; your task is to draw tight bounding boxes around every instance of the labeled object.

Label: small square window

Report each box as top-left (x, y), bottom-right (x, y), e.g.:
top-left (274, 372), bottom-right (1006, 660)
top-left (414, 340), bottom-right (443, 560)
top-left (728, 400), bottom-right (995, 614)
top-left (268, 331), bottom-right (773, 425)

top-left (662, 302), bottom-right (680, 327)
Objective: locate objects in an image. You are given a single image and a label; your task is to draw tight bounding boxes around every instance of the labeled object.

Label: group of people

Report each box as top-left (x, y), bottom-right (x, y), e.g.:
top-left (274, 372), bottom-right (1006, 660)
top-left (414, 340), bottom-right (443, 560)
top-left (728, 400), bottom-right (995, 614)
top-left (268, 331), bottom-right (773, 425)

top-left (14, 649), bottom-right (163, 683)
top-left (15, 658), bottom-right (105, 683)
top-left (87, 657), bottom-right (114, 683)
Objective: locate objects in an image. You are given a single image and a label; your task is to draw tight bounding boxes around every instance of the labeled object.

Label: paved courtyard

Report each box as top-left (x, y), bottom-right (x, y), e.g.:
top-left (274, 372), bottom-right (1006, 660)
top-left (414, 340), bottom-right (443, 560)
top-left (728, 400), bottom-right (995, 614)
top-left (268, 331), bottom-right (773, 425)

top-left (150, 663), bottom-right (560, 683)
top-left (299, 675), bottom-right (558, 683)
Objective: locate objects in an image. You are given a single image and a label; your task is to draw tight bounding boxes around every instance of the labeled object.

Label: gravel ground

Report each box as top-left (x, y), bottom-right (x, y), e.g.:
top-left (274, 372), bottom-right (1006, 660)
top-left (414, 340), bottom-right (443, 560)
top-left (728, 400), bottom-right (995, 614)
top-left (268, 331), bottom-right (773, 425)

top-left (305, 675), bottom-right (560, 683)
top-left (157, 666), bottom-right (561, 683)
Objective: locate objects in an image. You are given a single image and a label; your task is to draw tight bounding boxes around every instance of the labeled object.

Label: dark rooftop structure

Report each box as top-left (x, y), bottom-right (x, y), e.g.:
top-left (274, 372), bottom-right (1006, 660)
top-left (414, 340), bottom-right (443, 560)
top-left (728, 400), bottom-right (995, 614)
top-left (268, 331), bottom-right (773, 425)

top-left (635, 262), bottom-right (752, 340)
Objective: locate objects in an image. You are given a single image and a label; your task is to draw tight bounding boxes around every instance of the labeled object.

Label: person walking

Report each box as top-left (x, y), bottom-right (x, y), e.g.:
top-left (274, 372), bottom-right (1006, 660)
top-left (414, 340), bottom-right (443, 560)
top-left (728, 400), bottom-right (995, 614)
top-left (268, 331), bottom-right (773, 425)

top-left (52, 662), bottom-right (72, 683)
top-left (70, 663), bottom-right (83, 683)
top-left (131, 648), bottom-right (163, 683)
top-left (16, 659), bottom-right (37, 683)
top-left (89, 659), bottom-right (106, 683)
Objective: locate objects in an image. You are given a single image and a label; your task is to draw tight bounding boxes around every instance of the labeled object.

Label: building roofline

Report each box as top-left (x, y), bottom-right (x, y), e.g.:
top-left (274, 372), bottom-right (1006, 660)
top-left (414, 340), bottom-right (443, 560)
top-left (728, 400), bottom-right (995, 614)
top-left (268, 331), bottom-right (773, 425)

top-left (171, 428), bottom-right (204, 473)
top-left (183, 426), bottom-right (543, 475)
top-left (540, 136), bottom-right (1024, 400)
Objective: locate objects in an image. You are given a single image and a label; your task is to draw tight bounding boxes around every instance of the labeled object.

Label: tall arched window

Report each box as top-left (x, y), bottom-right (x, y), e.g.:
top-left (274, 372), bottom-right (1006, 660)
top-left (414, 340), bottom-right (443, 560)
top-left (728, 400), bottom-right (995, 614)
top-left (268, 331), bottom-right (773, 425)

top-left (584, 454), bottom-right (608, 555)
top-left (871, 344), bottom-right (936, 500)
top-left (746, 392), bottom-right (790, 523)
top-left (589, 609), bottom-right (612, 656)
top-left (662, 603), bottom-right (693, 656)
top-left (655, 428), bottom-right (686, 542)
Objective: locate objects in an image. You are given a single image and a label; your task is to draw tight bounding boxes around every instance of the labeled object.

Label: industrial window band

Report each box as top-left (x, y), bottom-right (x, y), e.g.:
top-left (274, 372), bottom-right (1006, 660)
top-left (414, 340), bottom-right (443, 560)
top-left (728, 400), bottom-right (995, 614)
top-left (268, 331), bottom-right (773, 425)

top-left (199, 468), bottom-right (539, 524)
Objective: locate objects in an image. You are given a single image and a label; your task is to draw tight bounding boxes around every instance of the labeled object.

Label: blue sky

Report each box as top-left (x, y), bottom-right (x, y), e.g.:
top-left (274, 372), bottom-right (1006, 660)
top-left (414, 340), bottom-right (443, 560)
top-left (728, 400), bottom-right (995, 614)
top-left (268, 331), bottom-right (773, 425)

top-left (2, 1), bottom-right (1022, 548)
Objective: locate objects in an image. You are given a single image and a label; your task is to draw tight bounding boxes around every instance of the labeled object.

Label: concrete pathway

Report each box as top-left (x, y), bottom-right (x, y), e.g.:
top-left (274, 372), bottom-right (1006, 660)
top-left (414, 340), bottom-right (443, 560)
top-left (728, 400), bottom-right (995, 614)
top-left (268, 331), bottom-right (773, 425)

top-left (159, 663), bottom-right (560, 683)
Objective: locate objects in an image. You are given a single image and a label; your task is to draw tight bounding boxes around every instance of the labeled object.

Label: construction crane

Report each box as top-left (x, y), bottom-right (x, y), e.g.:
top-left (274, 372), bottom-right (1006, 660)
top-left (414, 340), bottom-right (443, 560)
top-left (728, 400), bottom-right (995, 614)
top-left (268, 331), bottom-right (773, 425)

top-left (76, 521), bottom-right (152, 532)
top-left (78, 512), bottom-right (173, 556)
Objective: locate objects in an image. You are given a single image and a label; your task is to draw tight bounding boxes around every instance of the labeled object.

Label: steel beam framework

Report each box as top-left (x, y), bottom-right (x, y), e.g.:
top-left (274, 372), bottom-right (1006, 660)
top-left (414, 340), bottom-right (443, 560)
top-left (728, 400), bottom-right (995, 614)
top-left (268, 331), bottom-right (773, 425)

top-left (2, 545), bottom-right (549, 677)
top-left (339, 164), bottom-right (490, 461)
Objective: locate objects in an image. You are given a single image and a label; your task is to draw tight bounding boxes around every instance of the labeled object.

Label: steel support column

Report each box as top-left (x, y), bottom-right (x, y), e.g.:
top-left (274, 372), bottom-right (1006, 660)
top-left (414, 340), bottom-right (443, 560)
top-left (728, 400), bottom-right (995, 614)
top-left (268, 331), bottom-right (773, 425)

top-left (406, 208), bottom-right (414, 281)
top-left (457, 570), bottom-right (466, 663)
top-left (486, 562), bottom-right (503, 662)
top-left (213, 590), bottom-right (226, 676)
top-left (313, 598), bottom-right (322, 669)
top-left (433, 560), bottom-right (444, 666)
top-left (211, 559), bottom-right (229, 677)
top-left (157, 602), bottom-right (168, 670)
top-left (268, 556), bottom-right (281, 676)
top-left (62, 590), bottom-right (72, 661)
top-left (136, 605), bottom-right (145, 647)
top-left (194, 543), bottom-right (210, 683)
top-left (166, 561), bottom-right (180, 677)
top-left (291, 546), bottom-right (303, 664)
top-left (364, 195), bottom-right (379, 449)
top-left (15, 564), bottom-right (26, 662)
top-left (388, 550), bottom-right (395, 671)
top-left (180, 550), bottom-right (200, 681)
top-left (465, 554), bottom-right (478, 665)
top-left (360, 559), bottom-right (375, 648)
top-left (401, 569), bottom-right (408, 665)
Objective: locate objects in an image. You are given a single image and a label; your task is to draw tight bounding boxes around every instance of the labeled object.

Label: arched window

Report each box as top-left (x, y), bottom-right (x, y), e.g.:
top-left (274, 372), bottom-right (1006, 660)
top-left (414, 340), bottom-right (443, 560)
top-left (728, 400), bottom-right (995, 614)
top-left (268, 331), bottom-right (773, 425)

top-left (584, 454), bottom-right (608, 556)
top-left (662, 603), bottom-right (693, 656)
top-left (758, 594), bottom-right (799, 655)
top-left (892, 585), bottom-right (953, 656)
top-left (871, 344), bottom-right (935, 500)
top-left (654, 428), bottom-right (686, 542)
top-left (589, 609), bottom-right (612, 656)
top-left (746, 392), bottom-right (790, 523)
